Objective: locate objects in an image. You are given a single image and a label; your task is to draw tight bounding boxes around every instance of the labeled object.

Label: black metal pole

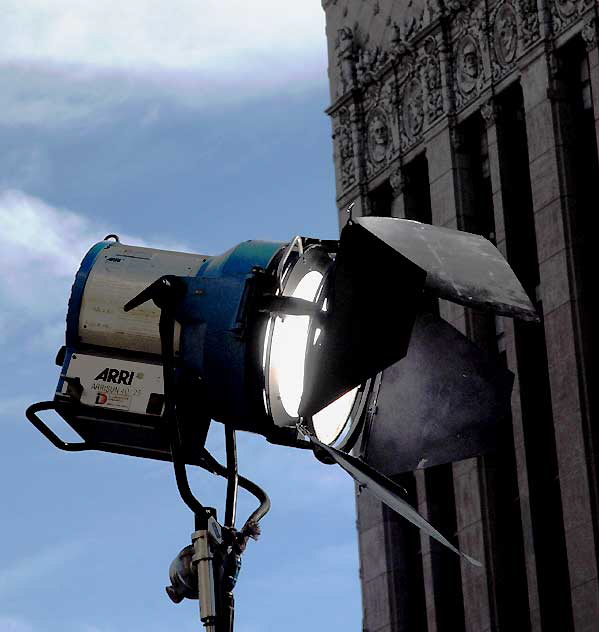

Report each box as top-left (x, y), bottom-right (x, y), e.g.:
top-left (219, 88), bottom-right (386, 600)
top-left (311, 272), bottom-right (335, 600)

top-left (224, 426), bottom-right (238, 528)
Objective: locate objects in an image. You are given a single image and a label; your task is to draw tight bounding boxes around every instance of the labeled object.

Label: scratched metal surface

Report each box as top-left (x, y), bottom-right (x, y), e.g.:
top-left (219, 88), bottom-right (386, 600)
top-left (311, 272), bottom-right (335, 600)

top-left (361, 311), bottom-right (513, 476)
top-left (357, 217), bottom-right (539, 321)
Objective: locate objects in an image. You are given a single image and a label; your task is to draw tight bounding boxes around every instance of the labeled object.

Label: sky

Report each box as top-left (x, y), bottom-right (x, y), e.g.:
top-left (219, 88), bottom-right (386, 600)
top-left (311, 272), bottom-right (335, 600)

top-left (0, 3), bottom-right (364, 631)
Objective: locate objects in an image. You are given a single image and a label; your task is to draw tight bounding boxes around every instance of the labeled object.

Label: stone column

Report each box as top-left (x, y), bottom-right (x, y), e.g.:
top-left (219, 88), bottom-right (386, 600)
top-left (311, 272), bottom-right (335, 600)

top-left (481, 97), bottom-right (543, 632)
top-left (426, 123), bottom-right (494, 632)
top-left (356, 478), bottom-right (428, 632)
top-left (521, 51), bottom-right (599, 631)
top-left (356, 488), bottom-right (396, 632)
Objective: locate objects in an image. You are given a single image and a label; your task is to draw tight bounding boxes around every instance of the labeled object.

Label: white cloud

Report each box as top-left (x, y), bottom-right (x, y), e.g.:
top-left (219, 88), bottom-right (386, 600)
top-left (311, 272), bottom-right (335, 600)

top-left (0, 190), bottom-right (161, 352)
top-left (0, 3), bottom-right (328, 127)
top-left (2, 2), bottom-right (326, 79)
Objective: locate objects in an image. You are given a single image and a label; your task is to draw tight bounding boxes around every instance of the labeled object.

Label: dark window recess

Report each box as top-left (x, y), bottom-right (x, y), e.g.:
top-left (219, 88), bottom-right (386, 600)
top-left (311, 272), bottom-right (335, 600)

top-left (459, 114), bottom-right (496, 242)
top-left (368, 179), bottom-right (394, 216)
top-left (457, 111), bottom-right (532, 630)
top-left (403, 154), bottom-right (432, 224)
top-left (498, 83), bottom-right (574, 632)
top-left (384, 472), bottom-right (428, 632)
top-left (566, 44), bottom-right (599, 485)
top-left (425, 464), bottom-right (466, 632)
top-left (403, 155), bottom-right (438, 315)
top-left (560, 40), bottom-right (599, 590)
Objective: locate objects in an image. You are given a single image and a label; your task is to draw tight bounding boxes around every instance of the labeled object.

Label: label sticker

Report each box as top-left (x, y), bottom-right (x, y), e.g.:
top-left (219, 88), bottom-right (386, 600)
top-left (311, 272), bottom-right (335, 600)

top-left (61, 353), bottom-right (163, 415)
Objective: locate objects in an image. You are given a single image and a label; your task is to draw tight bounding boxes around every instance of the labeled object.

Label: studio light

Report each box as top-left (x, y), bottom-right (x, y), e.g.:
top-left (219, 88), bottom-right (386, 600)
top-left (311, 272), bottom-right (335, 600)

top-left (26, 217), bottom-right (538, 631)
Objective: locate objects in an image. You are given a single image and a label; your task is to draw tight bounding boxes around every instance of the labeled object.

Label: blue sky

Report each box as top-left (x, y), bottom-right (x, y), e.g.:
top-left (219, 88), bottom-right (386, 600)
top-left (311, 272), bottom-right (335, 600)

top-left (0, 4), bottom-right (363, 631)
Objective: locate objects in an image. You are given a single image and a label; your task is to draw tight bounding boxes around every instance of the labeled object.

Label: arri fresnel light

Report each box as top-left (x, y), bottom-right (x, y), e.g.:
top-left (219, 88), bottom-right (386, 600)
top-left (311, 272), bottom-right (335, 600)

top-left (26, 217), bottom-right (538, 631)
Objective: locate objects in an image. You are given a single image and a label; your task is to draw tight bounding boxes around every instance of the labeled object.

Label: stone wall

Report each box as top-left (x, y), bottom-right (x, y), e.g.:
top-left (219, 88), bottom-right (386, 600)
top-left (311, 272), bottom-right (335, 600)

top-left (322, 0), bottom-right (599, 630)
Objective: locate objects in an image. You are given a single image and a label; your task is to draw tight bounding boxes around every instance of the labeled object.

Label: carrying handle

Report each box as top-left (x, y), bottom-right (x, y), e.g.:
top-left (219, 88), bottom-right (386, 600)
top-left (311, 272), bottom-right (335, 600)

top-left (25, 401), bottom-right (90, 452)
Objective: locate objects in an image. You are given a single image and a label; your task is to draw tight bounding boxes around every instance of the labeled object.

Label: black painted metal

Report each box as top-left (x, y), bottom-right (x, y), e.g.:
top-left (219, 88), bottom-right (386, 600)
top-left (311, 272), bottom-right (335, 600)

top-left (356, 217), bottom-right (539, 321)
top-left (224, 426), bottom-right (238, 528)
top-left (307, 433), bottom-right (481, 567)
top-left (362, 311), bottom-right (514, 476)
top-left (299, 221), bottom-right (427, 417)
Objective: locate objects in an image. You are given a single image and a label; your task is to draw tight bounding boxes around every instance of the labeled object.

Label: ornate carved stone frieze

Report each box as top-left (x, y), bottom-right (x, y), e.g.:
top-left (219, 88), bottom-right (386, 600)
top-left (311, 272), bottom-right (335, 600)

top-left (516, 0), bottom-right (540, 46)
top-left (494, 4), bottom-right (518, 64)
top-left (389, 165), bottom-right (405, 195)
top-left (421, 36), bottom-right (444, 124)
top-left (452, 0), bottom-right (491, 110)
top-left (357, 46), bottom-right (389, 87)
top-left (551, 0), bottom-right (594, 35)
top-left (582, 16), bottom-right (598, 50)
top-left (334, 106), bottom-right (358, 190)
top-left (480, 98), bottom-right (500, 127)
top-left (403, 78), bottom-right (425, 141)
top-left (403, 0), bottom-right (427, 40)
top-left (367, 108), bottom-right (392, 164)
top-left (389, 22), bottom-right (417, 84)
top-left (363, 77), bottom-right (398, 178)
top-left (335, 27), bottom-right (356, 98)
top-left (456, 34), bottom-right (485, 103)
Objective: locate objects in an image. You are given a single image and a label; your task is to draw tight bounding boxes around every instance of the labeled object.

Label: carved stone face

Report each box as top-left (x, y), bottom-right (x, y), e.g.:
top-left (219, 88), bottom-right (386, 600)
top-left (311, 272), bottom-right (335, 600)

top-left (458, 37), bottom-right (481, 93)
top-left (494, 4), bottom-right (517, 65)
top-left (368, 111), bottom-right (390, 163)
top-left (372, 117), bottom-right (388, 145)
top-left (463, 47), bottom-right (479, 79)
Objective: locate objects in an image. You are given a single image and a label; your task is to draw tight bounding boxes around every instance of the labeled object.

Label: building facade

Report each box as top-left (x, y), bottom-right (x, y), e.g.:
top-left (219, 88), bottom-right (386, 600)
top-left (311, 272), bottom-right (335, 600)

top-left (322, 0), bottom-right (599, 630)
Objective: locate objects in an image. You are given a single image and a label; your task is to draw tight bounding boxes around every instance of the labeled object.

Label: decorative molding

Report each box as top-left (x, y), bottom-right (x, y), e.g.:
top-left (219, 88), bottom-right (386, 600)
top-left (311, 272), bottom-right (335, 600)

top-left (456, 35), bottom-right (485, 100)
top-left (389, 165), bottom-right (405, 195)
top-left (403, 0), bottom-right (427, 40)
top-left (451, 0), bottom-right (491, 110)
top-left (357, 46), bottom-right (389, 87)
top-left (364, 78), bottom-right (398, 178)
top-left (480, 98), bottom-right (500, 127)
top-left (367, 108), bottom-right (392, 165)
top-left (335, 27), bottom-right (356, 98)
top-left (582, 17), bottom-right (598, 50)
top-left (494, 4), bottom-right (518, 66)
top-left (422, 36), bottom-right (444, 124)
top-left (403, 78), bottom-right (425, 140)
top-left (334, 106), bottom-right (358, 191)
top-left (516, 0), bottom-right (540, 46)
top-left (550, 0), bottom-right (594, 35)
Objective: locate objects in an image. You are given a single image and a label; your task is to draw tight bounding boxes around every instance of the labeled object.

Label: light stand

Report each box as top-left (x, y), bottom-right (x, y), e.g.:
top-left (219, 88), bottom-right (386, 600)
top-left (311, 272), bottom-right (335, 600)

top-left (125, 276), bottom-right (270, 631)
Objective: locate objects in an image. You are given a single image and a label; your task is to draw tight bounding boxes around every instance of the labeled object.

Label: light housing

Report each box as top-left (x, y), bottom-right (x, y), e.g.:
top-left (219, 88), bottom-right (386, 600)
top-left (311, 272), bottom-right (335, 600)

top-left (26, 217), bottom-right (538, 567)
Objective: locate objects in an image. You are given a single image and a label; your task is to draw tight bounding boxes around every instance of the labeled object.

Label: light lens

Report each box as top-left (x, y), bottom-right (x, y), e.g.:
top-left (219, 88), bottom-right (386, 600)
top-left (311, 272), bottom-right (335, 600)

top-left (264, 259), bottom-right (359, 446)
top-left (312, 387), bottom-right (358, 444)
top-left (270, 270), bottom-right (322, 417)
